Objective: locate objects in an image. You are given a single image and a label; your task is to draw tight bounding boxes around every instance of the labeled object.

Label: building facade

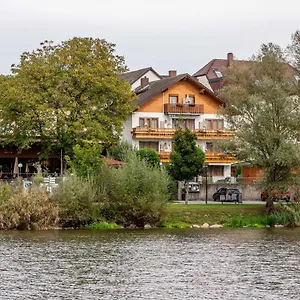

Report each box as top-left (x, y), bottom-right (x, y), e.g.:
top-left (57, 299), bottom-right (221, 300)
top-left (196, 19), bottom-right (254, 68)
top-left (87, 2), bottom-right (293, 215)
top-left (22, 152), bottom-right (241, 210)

top-left (121, 70), bottom-right (235, 182)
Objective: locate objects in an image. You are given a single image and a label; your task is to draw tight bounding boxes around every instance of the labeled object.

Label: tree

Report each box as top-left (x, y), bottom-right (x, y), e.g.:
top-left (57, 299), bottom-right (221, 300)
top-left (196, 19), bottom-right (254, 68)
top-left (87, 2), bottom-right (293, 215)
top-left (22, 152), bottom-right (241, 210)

top-left (167, 128), bottom-right (205, 204)
top-left (219, 42), bottom-right (300, 212)
top-left (136, 148), bottom-right (160, 167)
top-left (0, 38), bottom-right (135, 158)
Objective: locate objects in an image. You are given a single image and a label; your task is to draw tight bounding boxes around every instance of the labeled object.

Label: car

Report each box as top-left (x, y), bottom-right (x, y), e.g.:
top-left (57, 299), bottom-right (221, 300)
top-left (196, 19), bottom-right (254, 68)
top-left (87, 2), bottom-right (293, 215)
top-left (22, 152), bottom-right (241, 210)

top-left (260, 189), bottom-right (290, 202)
top-left (213, 188), bottom-right (242, 204)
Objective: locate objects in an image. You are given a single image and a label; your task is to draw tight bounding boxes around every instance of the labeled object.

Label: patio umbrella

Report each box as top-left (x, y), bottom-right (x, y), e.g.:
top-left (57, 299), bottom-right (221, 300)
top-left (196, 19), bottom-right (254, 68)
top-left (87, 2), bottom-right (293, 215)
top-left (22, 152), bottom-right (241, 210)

top-left (25, 163), bottom-right (29, 174)
top-left (13, 157), bottom-right (19, 177)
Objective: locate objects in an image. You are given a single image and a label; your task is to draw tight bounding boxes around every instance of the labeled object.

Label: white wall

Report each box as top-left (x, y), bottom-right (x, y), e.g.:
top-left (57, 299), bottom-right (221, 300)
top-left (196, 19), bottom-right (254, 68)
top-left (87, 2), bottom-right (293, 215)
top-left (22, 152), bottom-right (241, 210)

top-left (131, 70), bottom-right (161, 90)
top-left (121, 118), bottom-right (133, 143)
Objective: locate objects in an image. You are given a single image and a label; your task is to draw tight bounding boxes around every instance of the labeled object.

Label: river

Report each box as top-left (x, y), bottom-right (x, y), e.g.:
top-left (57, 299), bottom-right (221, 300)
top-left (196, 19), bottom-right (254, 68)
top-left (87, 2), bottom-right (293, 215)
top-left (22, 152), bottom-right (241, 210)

top-left (1, 228), bottom-right (300, 300)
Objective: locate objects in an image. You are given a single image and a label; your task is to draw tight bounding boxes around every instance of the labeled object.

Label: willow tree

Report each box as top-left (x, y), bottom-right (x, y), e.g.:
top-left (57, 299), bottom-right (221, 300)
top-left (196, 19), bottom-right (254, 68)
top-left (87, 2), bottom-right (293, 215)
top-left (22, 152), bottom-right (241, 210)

top-left (0, 38), bottom-right (135, 158)
top-left (219, 43), bottom-right (300, 212)
top-left (167, 128), bottom-right (205, 204)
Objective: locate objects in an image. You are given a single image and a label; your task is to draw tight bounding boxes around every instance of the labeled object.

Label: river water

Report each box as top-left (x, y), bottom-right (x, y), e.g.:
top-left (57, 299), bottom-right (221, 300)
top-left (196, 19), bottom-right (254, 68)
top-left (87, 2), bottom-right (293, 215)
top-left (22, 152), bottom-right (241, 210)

top-left (1, 228), bottom-right (300, 300)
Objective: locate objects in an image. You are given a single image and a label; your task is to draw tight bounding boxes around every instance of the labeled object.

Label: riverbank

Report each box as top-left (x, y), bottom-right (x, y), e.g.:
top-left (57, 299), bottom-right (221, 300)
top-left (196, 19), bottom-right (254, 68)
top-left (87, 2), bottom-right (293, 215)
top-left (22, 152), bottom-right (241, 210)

top-left (161, 203), bottom-right (268, 228)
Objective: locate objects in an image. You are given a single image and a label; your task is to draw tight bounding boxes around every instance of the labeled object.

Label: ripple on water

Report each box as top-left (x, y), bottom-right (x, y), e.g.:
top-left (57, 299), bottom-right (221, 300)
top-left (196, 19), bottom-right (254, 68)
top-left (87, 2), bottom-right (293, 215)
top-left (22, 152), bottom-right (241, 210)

top-left (1, 228), bottom-right (300, 300)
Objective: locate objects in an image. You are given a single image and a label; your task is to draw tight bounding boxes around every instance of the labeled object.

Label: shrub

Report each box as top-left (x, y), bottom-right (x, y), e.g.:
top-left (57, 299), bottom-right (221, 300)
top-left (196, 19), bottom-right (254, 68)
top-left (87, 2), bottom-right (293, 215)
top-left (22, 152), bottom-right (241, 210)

top-left (51, 174), bottom-right (97, 228)
top-left (103, 153), bottom-right (171, 227)
top-left (0, 187), bottom-right (59, 230)
top-left (66, 143), bottom-right (103, 179)
top-left (136, 148), bottom-right (160, 167)
top-left (0, 183), bottom-right (12, 205)
top-left (272, 203), bottom-right (300, 227)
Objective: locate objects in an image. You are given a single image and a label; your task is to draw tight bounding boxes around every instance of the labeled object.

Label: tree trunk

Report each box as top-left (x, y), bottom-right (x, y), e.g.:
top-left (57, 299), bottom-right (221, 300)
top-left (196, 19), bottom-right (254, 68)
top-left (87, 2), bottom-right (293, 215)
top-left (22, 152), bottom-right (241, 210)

top-left (266, 196), bottom-right (274, 214)
top-left (185, 181), bottom-right (189, 205)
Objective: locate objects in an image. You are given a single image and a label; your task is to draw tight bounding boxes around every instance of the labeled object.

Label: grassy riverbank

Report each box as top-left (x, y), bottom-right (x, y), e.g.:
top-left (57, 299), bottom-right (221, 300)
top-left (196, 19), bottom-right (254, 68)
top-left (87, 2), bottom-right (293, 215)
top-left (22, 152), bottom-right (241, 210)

top-left (162, 203), bottom-right (268, 228)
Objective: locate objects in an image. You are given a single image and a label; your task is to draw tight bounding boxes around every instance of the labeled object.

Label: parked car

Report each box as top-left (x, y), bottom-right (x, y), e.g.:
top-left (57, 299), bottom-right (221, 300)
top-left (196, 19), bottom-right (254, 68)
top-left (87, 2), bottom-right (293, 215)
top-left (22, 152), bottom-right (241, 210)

top-left (213, 188), bottom-right (242, 204)
top-left (260, 189), bottom-right (291, 202)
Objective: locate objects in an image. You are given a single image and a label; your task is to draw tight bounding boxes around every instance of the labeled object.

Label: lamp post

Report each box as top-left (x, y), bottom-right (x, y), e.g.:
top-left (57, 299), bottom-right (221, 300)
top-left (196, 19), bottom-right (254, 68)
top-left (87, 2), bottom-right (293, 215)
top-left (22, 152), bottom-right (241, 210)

top-left (204, 165), bottom-right (208, 204)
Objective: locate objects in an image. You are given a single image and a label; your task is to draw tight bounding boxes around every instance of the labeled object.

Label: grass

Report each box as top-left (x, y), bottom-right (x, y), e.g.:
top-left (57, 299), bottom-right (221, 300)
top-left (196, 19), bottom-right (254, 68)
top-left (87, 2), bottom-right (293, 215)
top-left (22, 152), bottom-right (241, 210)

top-left (87, 222), bottom-right (120, 229)
top-left (162, 203), bottom-right (267, 228)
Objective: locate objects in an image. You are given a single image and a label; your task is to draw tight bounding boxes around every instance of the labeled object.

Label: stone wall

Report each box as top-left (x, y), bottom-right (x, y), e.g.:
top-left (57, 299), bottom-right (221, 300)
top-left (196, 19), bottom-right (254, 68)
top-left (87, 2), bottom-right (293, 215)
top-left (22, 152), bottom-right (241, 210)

top-left (186, 184), bottom-right (261, 201)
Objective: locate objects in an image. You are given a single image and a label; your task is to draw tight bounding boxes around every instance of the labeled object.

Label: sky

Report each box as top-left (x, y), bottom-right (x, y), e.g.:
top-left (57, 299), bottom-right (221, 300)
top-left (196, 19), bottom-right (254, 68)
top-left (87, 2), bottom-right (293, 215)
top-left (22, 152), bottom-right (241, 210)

top-left (1, 0), bottom-right (299, 75)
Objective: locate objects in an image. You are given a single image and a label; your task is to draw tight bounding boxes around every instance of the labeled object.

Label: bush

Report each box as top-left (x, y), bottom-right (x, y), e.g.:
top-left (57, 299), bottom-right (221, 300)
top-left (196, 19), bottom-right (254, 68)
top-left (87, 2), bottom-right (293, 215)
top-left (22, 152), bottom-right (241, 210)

top-left (136, 148), bottom-right (160, 167)
top-left (0, 187), bottom-right (59, 230)
top-left (0, 183), bottom-right (12, 205)
top-left (51, 174), bottom-right (97, 228)
top-left (102, 153), bottom-right (171, 227)
top-left (272, 203), bottom-right (300, 227)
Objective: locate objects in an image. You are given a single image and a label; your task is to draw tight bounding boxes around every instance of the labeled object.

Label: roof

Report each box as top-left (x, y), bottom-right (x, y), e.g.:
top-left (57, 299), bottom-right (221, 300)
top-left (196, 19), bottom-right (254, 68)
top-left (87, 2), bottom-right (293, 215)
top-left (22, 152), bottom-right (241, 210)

top-left (193, 58), bottom-right (248, 80)
top-left (193, 54), bottom-right (300, 92)
top-left (134, 73), bottom-right (224, 107)
top-left (103, 157), bottom-right (124, 166)
top-left (119, 67), bottom-right (162, 85)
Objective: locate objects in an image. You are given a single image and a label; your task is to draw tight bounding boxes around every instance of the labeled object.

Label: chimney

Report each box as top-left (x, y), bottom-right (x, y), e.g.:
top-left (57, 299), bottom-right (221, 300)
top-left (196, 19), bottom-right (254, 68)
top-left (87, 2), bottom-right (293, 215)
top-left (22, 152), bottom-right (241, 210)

top-left (168, 70), bottom-right (177, 77)
top-left (140, 76), bottom-right (149, 88)
top-left (227, 53), bottom-right (233, 67)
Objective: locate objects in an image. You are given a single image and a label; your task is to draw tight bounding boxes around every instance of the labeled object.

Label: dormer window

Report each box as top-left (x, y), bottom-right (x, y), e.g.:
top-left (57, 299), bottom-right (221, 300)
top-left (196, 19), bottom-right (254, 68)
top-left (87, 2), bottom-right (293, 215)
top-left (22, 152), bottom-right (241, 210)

top-left (214, 70), bottom-right (223, 78)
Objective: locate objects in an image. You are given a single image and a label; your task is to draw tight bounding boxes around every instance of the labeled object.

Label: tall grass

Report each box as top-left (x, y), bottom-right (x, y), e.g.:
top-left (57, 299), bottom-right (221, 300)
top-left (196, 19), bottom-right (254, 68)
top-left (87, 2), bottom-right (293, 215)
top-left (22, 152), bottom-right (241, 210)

top-left (51, 174), bottom-right (98, 228)
top-left (100, 152), bottom-right (171, 227)
top-left (0, 186), bottom-right (59, 230)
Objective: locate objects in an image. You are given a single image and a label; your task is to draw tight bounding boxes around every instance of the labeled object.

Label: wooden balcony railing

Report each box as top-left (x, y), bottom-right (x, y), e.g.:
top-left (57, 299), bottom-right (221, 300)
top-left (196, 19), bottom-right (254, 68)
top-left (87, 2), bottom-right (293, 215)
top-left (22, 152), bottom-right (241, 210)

top-left (132, 128), bottom-right (235, 140)
top-left (158, 152), bottom-right (236, 163)
top-left (164, 103), bottom-right (204, 114)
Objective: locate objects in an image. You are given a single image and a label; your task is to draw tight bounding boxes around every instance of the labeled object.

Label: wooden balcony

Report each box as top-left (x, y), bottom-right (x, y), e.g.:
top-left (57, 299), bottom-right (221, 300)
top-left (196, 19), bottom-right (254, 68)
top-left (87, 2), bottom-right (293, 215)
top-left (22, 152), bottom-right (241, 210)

top-left (132, 128), bottom-right (235, 140)
top-left (164, 103), bottom-right (204, 114)
top-left (158, 152), bottom-right (236, 164)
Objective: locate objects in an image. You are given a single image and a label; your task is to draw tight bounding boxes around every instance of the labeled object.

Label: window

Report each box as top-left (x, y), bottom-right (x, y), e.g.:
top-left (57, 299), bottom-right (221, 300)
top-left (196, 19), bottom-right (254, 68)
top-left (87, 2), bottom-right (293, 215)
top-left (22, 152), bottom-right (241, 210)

top-left (185, 94), bottom-right (195, 104)
top-left (205, 119), bottom-right (224, 130)
top-left (206, 142), bottom-right (214, 153)
top-left (169, 95), bottom-right (178, 104)
top-left (214, 70), bottom-right (223, 78)
top-left (139, 141), bottom-right (159, 151)
top-left (139, 118), bottom-right (158, 128)
top-left (172, 119), bottom-right (195, 129)
top-left (208, 166), bottom-right (224, 176)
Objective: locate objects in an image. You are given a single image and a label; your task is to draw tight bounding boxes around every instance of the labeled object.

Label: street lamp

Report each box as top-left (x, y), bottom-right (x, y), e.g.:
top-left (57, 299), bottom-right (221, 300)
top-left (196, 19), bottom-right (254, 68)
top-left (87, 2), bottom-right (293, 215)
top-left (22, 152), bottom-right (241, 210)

top-left (204, 165), bottom-right (208, 204)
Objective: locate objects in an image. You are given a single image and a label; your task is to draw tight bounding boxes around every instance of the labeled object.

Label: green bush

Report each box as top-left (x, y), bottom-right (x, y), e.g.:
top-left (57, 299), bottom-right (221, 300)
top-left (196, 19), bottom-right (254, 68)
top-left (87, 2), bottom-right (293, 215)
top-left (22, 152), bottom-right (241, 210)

top-left (0, 183), bottom-right (12, 205)
top-left (136, 148), bottom-right (160, 167)
top-left (272, 203), bottom-right (300, 227)
top-left (102, 153), bottom-right (171, 228)
top-left (51, 174), bottom-right (97, 228)
top-left (0, 187), bottom-right (59, 230)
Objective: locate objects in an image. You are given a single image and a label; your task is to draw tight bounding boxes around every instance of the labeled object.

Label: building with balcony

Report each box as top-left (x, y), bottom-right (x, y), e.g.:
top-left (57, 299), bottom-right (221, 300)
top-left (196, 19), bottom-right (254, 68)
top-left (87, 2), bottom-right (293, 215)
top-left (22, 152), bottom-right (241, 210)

top-left (121, 69), bottom-right (236, 182)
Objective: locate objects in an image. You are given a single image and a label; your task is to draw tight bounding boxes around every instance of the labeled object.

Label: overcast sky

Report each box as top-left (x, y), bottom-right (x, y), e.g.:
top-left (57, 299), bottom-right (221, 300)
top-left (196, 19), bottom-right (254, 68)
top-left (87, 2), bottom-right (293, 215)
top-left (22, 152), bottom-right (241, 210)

top-left (1, 0), bottom-right (299, 75)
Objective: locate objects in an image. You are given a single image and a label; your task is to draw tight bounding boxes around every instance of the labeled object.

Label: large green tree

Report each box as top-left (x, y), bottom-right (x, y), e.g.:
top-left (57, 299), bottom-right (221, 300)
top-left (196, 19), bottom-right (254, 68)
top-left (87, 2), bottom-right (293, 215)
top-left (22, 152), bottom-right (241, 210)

top-left (0, 38), bottom-right (135, 157)
top-left (167, 128), bottom-right (205, 204)
top-left (219, 41), bottom-right (300, 212)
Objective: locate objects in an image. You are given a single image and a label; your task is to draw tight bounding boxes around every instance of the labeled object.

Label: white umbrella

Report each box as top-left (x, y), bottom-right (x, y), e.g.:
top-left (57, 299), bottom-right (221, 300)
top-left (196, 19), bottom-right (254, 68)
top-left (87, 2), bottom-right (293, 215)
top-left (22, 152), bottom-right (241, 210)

top-left (25, 163), bottom-right (29, 174)
top-left (13, 157), bottom-right (19, 177)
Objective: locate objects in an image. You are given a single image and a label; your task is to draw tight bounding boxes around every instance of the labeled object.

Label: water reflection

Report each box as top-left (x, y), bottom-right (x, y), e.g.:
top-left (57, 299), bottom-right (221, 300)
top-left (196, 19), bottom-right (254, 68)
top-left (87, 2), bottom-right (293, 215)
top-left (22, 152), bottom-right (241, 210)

top-left (1, 228), bottom-right (300, 299)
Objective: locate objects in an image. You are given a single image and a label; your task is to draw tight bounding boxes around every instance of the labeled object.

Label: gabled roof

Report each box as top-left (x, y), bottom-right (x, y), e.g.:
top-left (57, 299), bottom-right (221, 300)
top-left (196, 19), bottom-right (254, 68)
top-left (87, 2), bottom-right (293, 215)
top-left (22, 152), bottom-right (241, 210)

top-left (134, 73), bottom-right (224, 107)
top-left (119, 67), bottom-right (162, 85)
top-left (193, 54), bottom-right (300, 92)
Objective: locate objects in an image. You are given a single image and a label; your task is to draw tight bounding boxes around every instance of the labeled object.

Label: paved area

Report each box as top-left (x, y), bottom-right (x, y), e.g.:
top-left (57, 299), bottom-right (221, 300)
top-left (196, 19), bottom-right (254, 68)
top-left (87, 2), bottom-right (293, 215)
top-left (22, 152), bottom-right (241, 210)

top-left (174, 200), bottom-right (265, 204)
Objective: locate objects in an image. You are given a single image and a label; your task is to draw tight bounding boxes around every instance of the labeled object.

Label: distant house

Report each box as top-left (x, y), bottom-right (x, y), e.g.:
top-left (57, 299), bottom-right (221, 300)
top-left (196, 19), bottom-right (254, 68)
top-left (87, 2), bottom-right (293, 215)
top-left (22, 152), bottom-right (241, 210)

top-left (193, 52), bottom-right (300, 93)
top-left (119, 67), bottom-right (162, 91)
top-left (121, 69), bottom-right (236, 182)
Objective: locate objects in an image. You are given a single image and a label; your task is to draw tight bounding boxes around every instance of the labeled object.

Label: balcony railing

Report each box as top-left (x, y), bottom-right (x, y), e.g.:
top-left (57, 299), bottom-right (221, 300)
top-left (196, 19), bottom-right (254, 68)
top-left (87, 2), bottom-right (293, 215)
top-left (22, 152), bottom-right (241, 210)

top-left (158, 151), bottom-right (236, 163)
top-left (164, 103), bottom-right (204, 114)
top-left (132, 128), bottom-right (235, 140)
